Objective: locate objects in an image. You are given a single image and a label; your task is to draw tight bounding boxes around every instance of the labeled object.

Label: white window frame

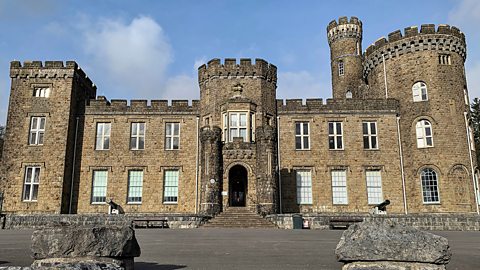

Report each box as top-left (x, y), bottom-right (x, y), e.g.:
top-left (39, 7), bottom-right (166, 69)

top-left (163, 170), bottom-right (179, 204)
top-left (222, 111), bottom-right (253, 143)
top-left (338, 61), bottom-right (344, 76)
top-left (127, 170), bottom-right (143, 204)
top-left (296, 170), bottom-right (312, 204)
top-left (91, 170), bottom-right (108, 204)
top-left (412, 82), bottom-right (428, 102)
top-left (416, 119), bottom-right (434, 148)
top-left (95, 122), bottom-right (111, 150)
top-left (363, 121), bottom-right (378, 150)
top-left (295, 122), bottom-right (310, 150)
top-left (34, 87), bottom-right (50, 98)
top-left (130, 122), bottom-right (145, 150)
top-left (420, 168), bottom-right (440, 204)
top-left (29, 116), bottom-right (46, 145)
top-left (366, 170), bottom-right (383, 204)
top-left (328, 121), bottom-right (343, 150)
top-left (332, 170), bottom-right (348, 204)
top-left (165, 122), bottom-right (180, 150)
top-left (438, 54), bottom-right (451, 65)
top-left (23, 166), bottom-right (40, 202)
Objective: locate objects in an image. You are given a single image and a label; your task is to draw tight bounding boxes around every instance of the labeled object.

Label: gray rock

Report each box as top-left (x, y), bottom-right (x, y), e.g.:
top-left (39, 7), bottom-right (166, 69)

top-left (32, 257), bottom-right (126, 270)
top-left (342, 261), bottom-right (446, 270)
top-left (31, 226), bottom-right (141, 260)
top-left (335, 219), bottom-right (451, 264)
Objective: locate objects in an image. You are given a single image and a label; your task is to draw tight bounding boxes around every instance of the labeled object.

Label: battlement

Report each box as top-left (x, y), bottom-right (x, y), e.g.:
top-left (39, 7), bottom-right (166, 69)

top-left (9, 60), bottom-right (96, 90)
top-left (276, 98), bottom-right (399, 113)
top-left (363, 24), bottom-right (467, 77)
top-left (86, 96), bottom-right (200, 114)
top-left (327, 16), bottom-right (362, 44)
top-left (198, 58), bottom-right (277, 84)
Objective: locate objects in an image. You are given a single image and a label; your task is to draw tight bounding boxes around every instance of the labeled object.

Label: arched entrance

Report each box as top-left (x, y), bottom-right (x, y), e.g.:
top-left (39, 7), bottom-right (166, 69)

top-left (229, 165), bottom-right (248, 207)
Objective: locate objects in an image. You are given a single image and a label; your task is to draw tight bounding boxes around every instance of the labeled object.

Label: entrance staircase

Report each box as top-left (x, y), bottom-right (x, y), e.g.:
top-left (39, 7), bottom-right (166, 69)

top-left (202, 207), bottom-right (277, 228)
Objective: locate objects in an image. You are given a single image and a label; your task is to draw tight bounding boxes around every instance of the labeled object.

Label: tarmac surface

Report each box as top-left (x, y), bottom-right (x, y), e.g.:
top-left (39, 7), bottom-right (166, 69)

top-left (0, 228), bottom-right (479, 269)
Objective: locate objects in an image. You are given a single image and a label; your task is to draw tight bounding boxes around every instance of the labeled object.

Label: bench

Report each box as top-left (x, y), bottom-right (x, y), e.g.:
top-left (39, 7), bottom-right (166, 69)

top-left (329, 217), bottom-right (363, 230)
top-left (132, 218), bottom-right (168, 228)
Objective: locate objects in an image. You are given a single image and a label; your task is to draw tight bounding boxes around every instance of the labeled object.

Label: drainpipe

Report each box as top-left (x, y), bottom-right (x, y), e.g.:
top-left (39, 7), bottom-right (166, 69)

top-left (195, 116), bottom-right (200, 214)
top-left (463, 112), bottom-right (480, 214)
top-left (396, 116), bottom-right (408, 214)
top-left (383, 54), bottom-right (388, 99)
top-left (277, 116), bottom-right (282, 214)
top-left (69, 117), bottom-right (79, 214)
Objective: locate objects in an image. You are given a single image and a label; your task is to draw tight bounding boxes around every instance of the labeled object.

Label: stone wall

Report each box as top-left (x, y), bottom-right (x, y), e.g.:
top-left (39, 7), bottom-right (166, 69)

top-left (267, 213), bottom-right (480, 230)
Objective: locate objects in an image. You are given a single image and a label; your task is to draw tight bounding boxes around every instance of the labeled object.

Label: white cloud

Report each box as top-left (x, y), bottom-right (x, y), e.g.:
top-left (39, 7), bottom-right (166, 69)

top-left (162, 75), bottom-right (199, 100)
top-left (448, 0), bottom-right (480, 27)
top-left (81, 16), bottom-right (173, 99)
top-left (277, 71), bottom-right (330, 100)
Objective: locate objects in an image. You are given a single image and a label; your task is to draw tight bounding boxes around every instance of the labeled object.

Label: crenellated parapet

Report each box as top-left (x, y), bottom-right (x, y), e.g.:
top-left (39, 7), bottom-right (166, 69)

top-left (86, 96), bottom-right (200, 114)
top-left (276, 98), bottom-right (399, 114)
top-left (364, 24), bottom-right (466, 77)
top-left (9, 61), bottom-right (96, 90)
top-left (327, 16), bottom-right (362, 45)
top-left (198, 58), bottom-right (277, 84)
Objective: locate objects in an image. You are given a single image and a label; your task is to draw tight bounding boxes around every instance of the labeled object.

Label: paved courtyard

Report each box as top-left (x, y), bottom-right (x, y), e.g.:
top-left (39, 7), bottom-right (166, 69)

top-left (0, 228), bottom-right (479, 269)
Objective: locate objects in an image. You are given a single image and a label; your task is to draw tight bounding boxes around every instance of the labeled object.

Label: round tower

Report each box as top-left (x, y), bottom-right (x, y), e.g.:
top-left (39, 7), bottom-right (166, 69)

top-left (327, 16), bottom-right (364, 99)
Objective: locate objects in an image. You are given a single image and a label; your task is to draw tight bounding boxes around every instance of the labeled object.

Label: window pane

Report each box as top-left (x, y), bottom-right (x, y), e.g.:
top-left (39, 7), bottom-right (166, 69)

top-left (173, 137), bottom-right (179, 149)
top-left (96, 123), bottom-right (103, 136)
top-left (329, 136), bottom-right (335, 149)
top-left (32, 118), bottom-right (38, 129)
top-left (138, 137), bottom-right (145, 149)
top-left (139, 123), bottom-right (145, 135)
top-left (328, 122), bottom-right (333, 134)
top-left (24, 185), bottom-right (31, 200)
top-left (295, 123), bottom-right (301, 135)
top-left (33, 168), bottom-right (40, 183)
top-left (173, 123), bottom-right (179, 135)
top-left (31, 185), bottom-right (39, 201)
top-left (132, 123), bottom-right (138, 136)
top-left (296, 137), bottom-right (302, 149)
top-left (303, 123), bottom-right (308, 135)
top-left (303, 138), bottom-right (309, 149)
top-left (336, 123), bottom-right (341, 134)
top-left (130, 137), bottom-right (137, 149)
top-left (166, 123), bottom-right (172, 136)
top-left (26, 168), bottom-right (32, 183)
top-left (371, 137), bottom-right (377, 149)
top-left (362, 123), bottom-right (368, 134)
top-left (38, 132), bottom-right (44, 145)
top-left (240, 114), bottom-right (247, 127)
top-left (239, 128), bottom-right (247, 140)
top-left (230, 114), bottom-right (238, 127)
top-left (426, 137), bottom-right (433, 146)
top-left (363, 136), bottom-right (369, 149)
top-left (104, 123), bottom-right (111, 135)
top-left (166, 137), bottom-right (172, 149)
top-left (39, 118), bottom-right (45, 129)
top-left (103, 137), bottom-right (110, 149)
top-left (370, 123), bottom-right (376, 134)
top-left (337, 138), bottom-right (343, 149)
top-left (425, 127), bottom-right (431, 136)
top-left (30, 133), bottom-right (37, 145)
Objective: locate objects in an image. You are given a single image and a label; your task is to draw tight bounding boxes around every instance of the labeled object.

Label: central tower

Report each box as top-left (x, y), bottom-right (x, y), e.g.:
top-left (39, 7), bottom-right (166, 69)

top-left (327, 16), bottom-right (364, 99)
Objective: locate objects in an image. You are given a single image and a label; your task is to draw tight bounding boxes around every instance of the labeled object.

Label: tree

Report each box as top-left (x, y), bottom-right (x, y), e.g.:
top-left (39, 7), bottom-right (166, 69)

top-left (470, 98), bottom-right (480, 164)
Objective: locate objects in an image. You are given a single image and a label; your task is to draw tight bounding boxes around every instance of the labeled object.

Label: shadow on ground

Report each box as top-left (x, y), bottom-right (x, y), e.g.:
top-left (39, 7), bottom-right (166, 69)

top-left (135, 262), bottom-right (186, 270)
top-left (0, 261), bottom-right (10, 265)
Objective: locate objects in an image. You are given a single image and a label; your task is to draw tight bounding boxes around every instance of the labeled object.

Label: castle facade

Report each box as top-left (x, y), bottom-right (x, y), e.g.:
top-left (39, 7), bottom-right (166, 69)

top-left (1, 17), bottom-right (478, 216)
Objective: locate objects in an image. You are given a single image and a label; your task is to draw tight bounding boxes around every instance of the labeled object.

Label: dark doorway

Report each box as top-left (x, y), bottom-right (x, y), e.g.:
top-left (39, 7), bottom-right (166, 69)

top-left (229, 165), bottom-right (248, 207)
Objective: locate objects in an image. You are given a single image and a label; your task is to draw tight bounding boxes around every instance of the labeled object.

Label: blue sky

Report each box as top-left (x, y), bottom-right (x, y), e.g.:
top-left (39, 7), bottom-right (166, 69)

top-left (1, 0), bottom-right (479, 125)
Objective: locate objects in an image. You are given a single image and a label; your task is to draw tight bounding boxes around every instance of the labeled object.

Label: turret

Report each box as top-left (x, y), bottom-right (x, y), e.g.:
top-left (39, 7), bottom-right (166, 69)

top-left (327, 16), bottom-right (364, 99)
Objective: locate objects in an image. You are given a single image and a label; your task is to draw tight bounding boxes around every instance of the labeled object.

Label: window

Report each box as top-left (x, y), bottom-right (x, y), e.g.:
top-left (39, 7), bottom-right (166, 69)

top-left (127, 170), bottom-right (143, 203)
top-left (95, 123), bottom-right (111, 150)
top-left (366, 170), bottom-right (383, 204)
top-left (130, 122), bottom-right (145, 150)
top-left (163, 170), bottom-right (179, 203)
top-left (165, 122), bottom-right (180, 150)
top-left (29, 117), bottom-right (45, 145)
top-left (416, 119), bottom-right (433, 148)
top-left (363, 121), bottom-right (378, 149)
top-left (328, 122), bottom-right (343, 150)
top-left (33, 87), bottom-right (50, 98)
top-left (421, 168), bottom-right (440, 203)
top-left (23, 166), bottom-right (40, 201)
top-left (338, 61), bottom-right (344, 76)
top-left (438, 54), bottom-right (451, 65)
top-left (346, 90), bottom-right (352, 99)
top-left (295, 122), bottom-right (310, 150)
top-left (412, 82), bottom-right (428, 102)
top-left (296, 170), bottom-right (312, 204)
top-left (229, 112), bottom-right (247, 142)
top-left (92, 170), bottom-right (108, 203)
top-left (464, 88), bottom-right (469, 106)
top-left (332, 170), bottom-right (348, 204)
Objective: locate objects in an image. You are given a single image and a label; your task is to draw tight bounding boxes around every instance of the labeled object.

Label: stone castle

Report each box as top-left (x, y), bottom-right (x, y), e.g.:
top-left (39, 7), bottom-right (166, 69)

top-left (0, 16), bottom-right (478, 217)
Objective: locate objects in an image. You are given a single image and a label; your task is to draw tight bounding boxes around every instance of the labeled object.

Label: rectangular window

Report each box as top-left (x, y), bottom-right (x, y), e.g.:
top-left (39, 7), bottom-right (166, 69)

top-left (295, 122), bottom-right (310, 150)
top-left (91, 170), bottom-right (108, 203)
top-left (296, 170), bottom-right (312, 204)
top-left (23, 166), bottom-right (40, 201)
top-left (95, 123), bottom-right (111, 150)
top-left (34, 87), bottom-right (50, 98)
top-left (165, 122), bottom-right (180, 150)
top-left (438, 54), bottom-right (451, 65)
top-left (130, 122), bottom-right (145, 150)
top-left (127, 170), bottom-right (143, 203)
top-left (163, 170), bottom-right (179, 203)
top-left (222, 113), bottom-right (228, 141)
top-left (338, 61), bottom-right (344, 76)
top-left (366, 170), bottom-right (383, 204)
top-left (29, 116), bottom-right (46, 145)
top-left (229, 112), bottom-right (248, 142)
top-left (332, 170), bottom-right (348, 204)
top-left (328, 122), bottom-right (343, 150)
top-left (363, 121), bottom-right (378, 149)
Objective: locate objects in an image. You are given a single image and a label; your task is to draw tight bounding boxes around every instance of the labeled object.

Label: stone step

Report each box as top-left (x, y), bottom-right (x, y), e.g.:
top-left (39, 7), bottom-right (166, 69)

top-left (202, 209), bottom-right (276, 228)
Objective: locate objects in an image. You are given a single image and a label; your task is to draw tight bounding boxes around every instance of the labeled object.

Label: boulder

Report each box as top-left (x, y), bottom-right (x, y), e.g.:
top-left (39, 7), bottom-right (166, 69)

top-left (335, 219), bottom-right (451, 264)
top-left (342, 261), bottom-right (446, 270)
top-left (31, 226), bottom-right (140, 260)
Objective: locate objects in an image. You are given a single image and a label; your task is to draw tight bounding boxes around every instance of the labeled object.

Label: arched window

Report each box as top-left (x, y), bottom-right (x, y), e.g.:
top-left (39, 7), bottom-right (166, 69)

top-left (420, 168), bottom-right (440, 203)
top-left (412, 82), bottom-right (428, 102)
top-left (416, 119), bottom-right (433, 148)
top-left (345, 90), bottom-right (352, 99)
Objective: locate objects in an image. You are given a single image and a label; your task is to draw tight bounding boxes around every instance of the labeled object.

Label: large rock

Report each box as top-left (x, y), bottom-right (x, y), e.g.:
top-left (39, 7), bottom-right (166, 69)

top-left (342, 261), bottom-right (446, 270)
top-left (31, 226), bottom-right (141, 260)
top-left (335, 219), bottom-right (451, 264)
